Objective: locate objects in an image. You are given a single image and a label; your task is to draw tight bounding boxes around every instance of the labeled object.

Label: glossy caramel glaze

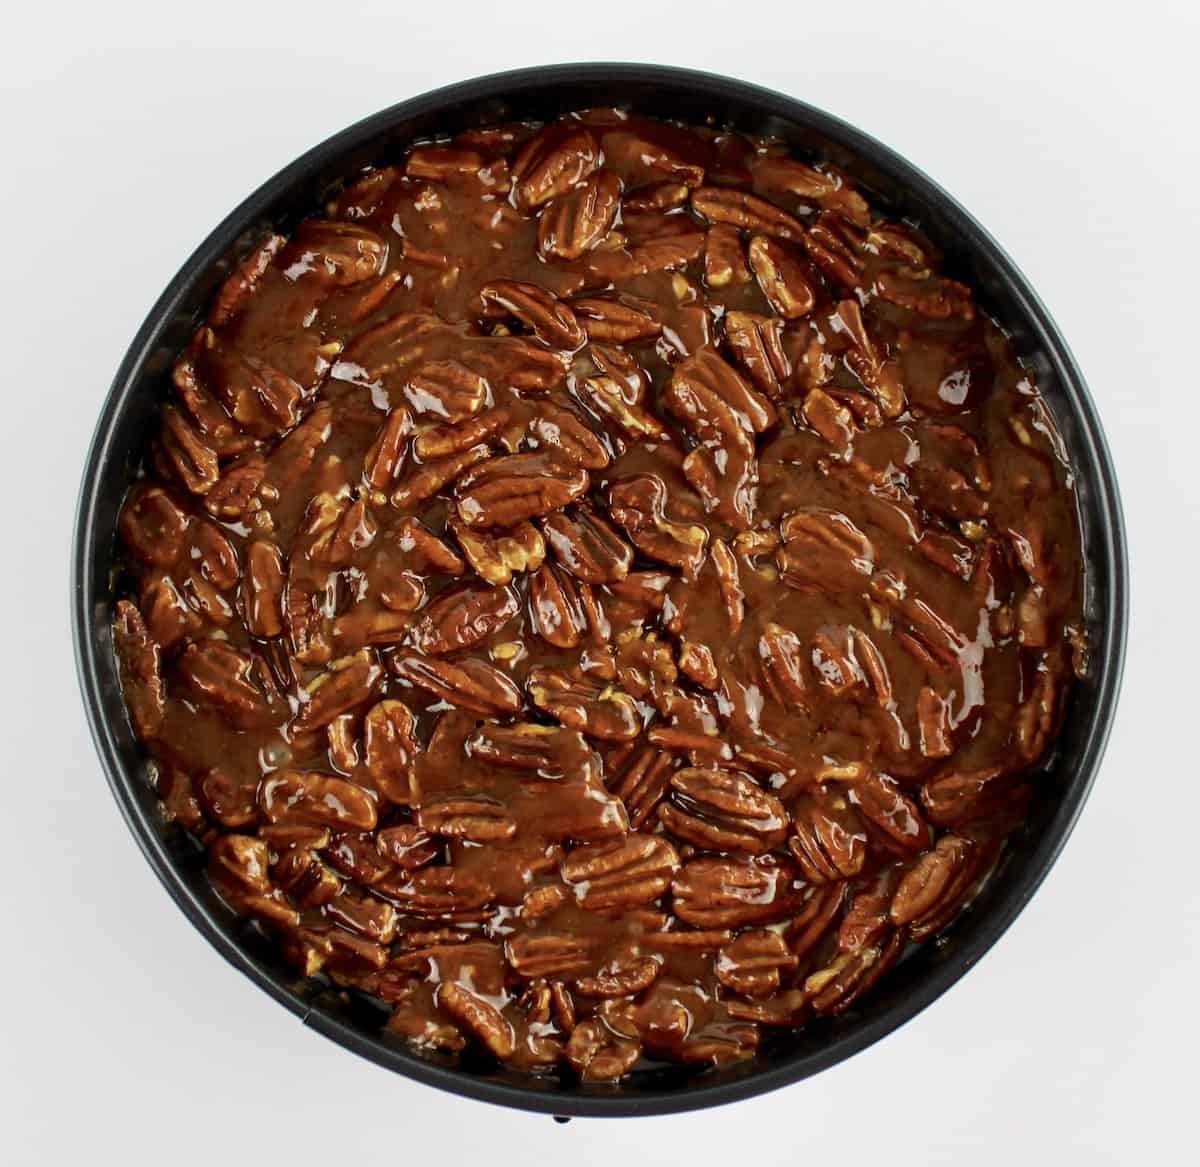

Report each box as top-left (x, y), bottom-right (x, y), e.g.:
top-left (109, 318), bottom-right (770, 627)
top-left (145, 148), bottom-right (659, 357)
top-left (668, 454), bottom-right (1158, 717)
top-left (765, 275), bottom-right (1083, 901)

top-left (112, 109), bottom-right (1084, 1079)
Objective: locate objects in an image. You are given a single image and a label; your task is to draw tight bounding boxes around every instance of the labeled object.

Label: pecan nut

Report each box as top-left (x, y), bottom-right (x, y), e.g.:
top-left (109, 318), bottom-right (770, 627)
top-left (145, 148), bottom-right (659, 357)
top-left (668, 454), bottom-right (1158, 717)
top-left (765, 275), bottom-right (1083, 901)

top-left (112, 600), bottom-right (165, 740)
top-left (560, 834), bottom-right (680, 911)
top-left (259, 770), bottom-right (378, 831)
top-left (479, 280), bottom-right (585, 350)
top-left (538, 170), bottom-right (622, 260)
top-left (390, 652), bottom-right (522, 716)
top-left (408, 582), bottom-right (519, 655)
top-left (659, 768), bottom-right (788, 854)
top-left (671, 855), bottom-right (800, 928)
top-left (455, 452), bottom-right (589, 529)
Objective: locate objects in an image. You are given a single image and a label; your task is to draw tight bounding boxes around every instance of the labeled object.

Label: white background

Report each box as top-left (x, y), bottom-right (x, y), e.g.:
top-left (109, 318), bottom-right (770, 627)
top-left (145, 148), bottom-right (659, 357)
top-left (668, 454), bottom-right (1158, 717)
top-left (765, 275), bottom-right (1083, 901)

top-left (3, 1), bottom-right (1196, 1163)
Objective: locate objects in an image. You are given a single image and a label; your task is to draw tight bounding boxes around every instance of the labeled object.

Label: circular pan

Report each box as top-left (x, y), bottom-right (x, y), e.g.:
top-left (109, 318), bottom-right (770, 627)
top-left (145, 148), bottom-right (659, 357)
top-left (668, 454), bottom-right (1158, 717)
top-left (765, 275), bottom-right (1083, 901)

top-left (73, 63), bottom-right (1128, 1117)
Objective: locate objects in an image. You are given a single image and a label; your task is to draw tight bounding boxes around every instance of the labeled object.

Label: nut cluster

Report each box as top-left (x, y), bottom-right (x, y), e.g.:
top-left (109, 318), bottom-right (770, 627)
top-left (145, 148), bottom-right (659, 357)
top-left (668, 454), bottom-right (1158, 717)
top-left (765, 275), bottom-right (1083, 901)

top-left (114, 110), bottom-right (1084, 1080)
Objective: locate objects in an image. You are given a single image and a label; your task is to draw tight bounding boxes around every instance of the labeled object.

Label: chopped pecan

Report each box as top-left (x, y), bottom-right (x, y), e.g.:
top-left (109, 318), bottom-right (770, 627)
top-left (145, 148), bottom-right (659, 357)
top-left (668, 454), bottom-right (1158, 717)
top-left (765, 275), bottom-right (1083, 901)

top-left (538, 170), bottom-right (622, 260)
top-left (659, 768), bottom-right (789, 854)
top-left (390, 652), bottom-right (521, 715)
top-left (454, 452), bottom-right (589, 529)
top-left (561, 834), bottom-right (680, 911)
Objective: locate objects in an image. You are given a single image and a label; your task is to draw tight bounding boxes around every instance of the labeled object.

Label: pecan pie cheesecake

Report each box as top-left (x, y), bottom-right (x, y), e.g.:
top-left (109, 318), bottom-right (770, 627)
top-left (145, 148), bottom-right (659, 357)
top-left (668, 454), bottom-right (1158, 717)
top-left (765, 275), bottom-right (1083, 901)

top-left (113, 109), bottom-right (1085, 1079)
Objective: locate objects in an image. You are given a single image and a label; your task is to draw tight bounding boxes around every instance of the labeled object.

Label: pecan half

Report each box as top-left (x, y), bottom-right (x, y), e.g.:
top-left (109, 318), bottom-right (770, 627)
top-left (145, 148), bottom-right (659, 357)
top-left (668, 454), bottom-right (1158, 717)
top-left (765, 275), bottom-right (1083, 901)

top-left (788, 787), bottom-right (868, 882)
top-left (363, 698), bottom-right (419, 803)
top-left (390, 652), bottom-right (522, 715)
top-left (527, 665), bottom-right (642, 741)
top-left (282, 219), bottom-right (387, 286)
top-left (527, 562), bottom-right (587, 649)
top-left (259, 770), bottom-right (378, 831)
top-left (724, 311), bottom-right (790, 396)
top-left (659, 768), bottom-right (788, 854)
top-left (672, 855), bottom-right (800, 928)
top-left (291, 650), bottom-right (384, 735)
top-left (691, 186), bottom-right (804, 239)
top-left (716, 930), bottom-right (800, 997)
top-left (408, 582), bottom-right (519, 655)
top-left (526, 401), bottom-right (610, 469)
top-left (241, 541), bottom-right (285, 637)
top-left (448, 515), bottom-right (545, 585)
top-left (608, 475), bottom-right (708, 575)
top-left (119, 484), bottom-right (189, 567)
top-left (748, 236), bottom-right (815, 319)
top-left (565, 1018), bottom-right (641, 1081)
top-left (417, 794), bottom-right (517, 842)
top-left (538, 170), bottom-right (622, 260)
top-left (175, 639), bottom-right (278, 728)
top-left (541, 505), bottom-right (632, 584)
top-left (561, 834), bottom-right (680, 911)
top-left (511, 124), bottom-right (601, 211)
top-left (704, 223), bottom-right (752, 288)
top-left (479, 280), bottom-right (585, 350)
top-left (571, 297), bottom-right (662, 343)
top-left (113, 600), bottom-right (165, 740)
top-left (455, 452), bottom-right (589, 528)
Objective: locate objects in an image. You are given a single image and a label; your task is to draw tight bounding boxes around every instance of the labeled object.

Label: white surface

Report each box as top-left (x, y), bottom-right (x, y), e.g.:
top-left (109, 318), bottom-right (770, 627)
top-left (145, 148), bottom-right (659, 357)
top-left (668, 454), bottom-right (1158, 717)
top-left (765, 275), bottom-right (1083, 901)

top-left (3, 1), bottom-right (1196, 1162)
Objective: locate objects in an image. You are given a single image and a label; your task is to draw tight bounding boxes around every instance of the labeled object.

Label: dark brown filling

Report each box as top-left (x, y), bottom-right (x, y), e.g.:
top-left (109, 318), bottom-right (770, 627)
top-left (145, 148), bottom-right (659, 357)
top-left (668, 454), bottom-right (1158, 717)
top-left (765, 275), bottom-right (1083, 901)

top-left (112, 108), bottom-right (1085, 1080)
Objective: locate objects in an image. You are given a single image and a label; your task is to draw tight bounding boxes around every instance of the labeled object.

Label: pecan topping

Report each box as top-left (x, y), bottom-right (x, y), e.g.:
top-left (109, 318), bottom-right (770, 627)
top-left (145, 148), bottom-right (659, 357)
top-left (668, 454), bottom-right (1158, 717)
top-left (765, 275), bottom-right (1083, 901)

top-left (114, 107), bottom-right (1083, 1082)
